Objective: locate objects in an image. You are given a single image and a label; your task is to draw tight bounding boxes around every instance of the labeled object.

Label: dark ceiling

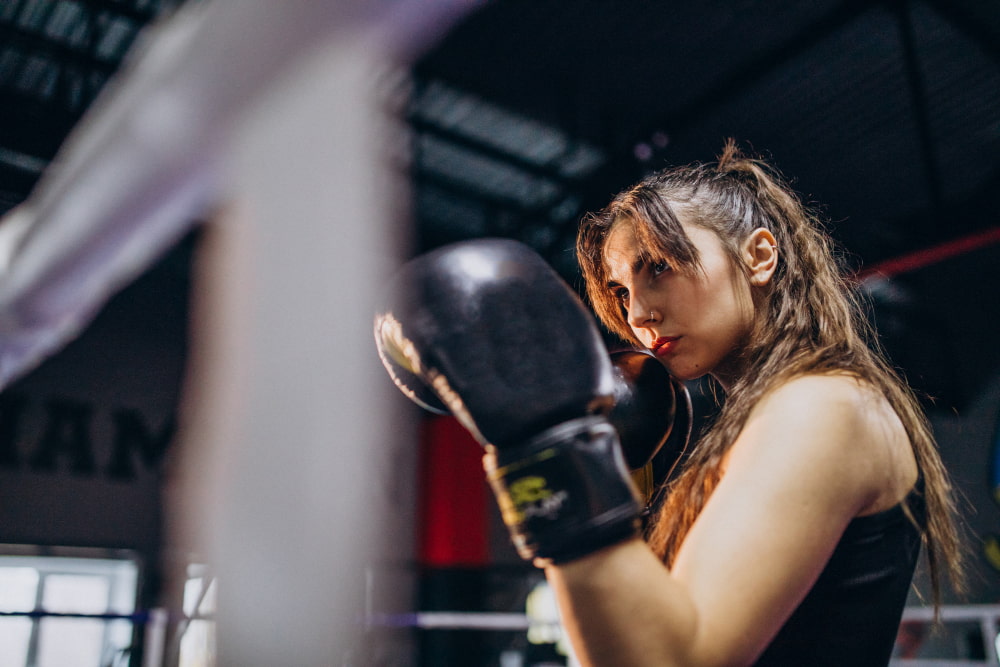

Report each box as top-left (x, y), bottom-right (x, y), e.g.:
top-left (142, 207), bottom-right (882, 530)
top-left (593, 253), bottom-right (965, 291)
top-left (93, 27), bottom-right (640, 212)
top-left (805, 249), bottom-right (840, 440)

top-left (0, 0), bottom-right (182, 211)
top-left (410, 0), bottom-right (1000, 272)
top-left (410, 0), bottom-right (1000, 411)
top-left (1, 0), bottom-right (999, 411)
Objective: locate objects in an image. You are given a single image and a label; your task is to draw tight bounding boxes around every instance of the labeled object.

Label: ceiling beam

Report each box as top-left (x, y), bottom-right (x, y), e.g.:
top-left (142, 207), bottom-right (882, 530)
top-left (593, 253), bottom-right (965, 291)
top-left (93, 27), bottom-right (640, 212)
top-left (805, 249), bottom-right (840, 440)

top-left (894, 0), bottom-right (942, 233)
top-left (410, 113), bottom-right (591, 185)
top-left (414, 169), bottom-right (562, 218)
top-left (80, 0), bottom-right (163, 25)
top-left (0, 21), bottom-right (119, 75)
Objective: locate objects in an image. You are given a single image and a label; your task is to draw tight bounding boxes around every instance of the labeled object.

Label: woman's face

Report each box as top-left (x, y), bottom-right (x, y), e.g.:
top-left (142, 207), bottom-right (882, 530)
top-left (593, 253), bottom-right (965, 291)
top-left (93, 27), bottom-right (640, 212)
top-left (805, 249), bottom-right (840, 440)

top-left (602, 217), bottom-right (757, 386)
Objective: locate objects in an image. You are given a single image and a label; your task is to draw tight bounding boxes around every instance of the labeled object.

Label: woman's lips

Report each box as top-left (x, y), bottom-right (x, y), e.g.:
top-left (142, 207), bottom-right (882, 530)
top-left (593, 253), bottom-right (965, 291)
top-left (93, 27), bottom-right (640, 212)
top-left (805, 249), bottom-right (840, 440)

top-left (650, 336), bottom-right (680, 357)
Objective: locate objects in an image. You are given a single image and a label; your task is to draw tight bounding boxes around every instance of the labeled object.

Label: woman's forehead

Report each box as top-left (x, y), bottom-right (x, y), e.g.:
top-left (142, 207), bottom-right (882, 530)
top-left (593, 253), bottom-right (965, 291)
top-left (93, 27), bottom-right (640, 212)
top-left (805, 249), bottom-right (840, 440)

top-left (605, 218), bottom-right (637, 247)
top-left (603, 221), bottom-right (641, 269)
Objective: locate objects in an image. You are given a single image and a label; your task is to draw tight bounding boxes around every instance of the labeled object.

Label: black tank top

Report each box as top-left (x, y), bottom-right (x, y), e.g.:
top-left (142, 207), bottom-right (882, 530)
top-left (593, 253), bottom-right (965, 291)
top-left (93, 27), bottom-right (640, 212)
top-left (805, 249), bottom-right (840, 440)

top-left (753, 485), bottom-right (924, 666)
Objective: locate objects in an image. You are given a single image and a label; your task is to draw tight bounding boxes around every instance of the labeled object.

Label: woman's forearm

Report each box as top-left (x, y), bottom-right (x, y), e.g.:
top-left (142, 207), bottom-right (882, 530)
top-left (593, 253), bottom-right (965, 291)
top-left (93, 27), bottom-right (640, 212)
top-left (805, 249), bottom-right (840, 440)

top-left (546, 538), bottom-right (704, 667)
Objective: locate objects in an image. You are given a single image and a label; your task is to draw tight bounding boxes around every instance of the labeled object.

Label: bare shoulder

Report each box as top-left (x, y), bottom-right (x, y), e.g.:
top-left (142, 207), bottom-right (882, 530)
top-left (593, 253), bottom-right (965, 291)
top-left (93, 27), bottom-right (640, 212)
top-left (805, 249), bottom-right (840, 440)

top-left (733, 373), bottom-right (917, 514)
top-left (740, 373), bottom-right (874, 443)
top-left (757, 373), bottom-right (877, 413)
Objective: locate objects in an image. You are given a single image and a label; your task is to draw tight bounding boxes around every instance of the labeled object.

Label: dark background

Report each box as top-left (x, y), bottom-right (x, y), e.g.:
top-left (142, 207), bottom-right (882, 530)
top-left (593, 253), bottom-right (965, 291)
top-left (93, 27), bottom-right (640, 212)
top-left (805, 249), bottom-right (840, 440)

top-left (4, 0), bottom-right (998, 409)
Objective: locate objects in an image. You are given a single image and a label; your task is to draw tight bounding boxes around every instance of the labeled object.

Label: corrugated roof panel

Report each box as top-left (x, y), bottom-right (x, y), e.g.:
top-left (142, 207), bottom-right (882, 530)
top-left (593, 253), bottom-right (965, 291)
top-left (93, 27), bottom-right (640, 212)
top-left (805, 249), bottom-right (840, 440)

top-left (417, 132), bottom-right (564, 209)
top-left (95, 14), bottom-right (137, 60)
top-left (15, 0), bottom-right (55, 31)
top-left (413, 79), bottom-right (604, 178)
top-left (44, 1), bottom-right (85, 42)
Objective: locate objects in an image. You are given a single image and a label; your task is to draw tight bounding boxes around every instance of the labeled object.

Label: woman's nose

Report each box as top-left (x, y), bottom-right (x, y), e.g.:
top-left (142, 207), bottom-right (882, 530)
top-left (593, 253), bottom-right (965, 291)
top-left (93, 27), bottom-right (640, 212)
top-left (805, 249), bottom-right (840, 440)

top-left (627, 299), bottom-right (654, 329)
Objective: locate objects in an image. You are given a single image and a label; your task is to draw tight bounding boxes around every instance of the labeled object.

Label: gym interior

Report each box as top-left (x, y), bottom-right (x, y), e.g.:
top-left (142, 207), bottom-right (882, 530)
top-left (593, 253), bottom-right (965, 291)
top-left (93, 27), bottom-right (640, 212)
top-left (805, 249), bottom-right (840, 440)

top-left (0, 1), bottom-right (999, 665)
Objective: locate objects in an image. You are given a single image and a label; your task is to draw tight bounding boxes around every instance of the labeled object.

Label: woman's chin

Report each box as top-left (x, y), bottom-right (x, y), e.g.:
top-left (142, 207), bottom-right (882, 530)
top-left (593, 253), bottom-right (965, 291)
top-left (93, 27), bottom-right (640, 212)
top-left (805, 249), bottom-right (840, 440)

top-left (663, 361), bottom-right (704, 383)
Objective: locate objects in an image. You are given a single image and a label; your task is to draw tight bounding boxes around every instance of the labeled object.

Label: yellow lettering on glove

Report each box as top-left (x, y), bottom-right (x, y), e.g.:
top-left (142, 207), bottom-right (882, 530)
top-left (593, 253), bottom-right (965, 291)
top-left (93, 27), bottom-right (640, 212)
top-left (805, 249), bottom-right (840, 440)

top-left (510, 476), bottom-right (553, 507)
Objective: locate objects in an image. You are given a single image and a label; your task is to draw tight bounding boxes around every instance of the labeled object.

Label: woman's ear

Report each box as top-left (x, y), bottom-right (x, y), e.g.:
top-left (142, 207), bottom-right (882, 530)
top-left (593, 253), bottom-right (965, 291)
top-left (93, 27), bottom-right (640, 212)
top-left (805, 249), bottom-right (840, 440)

top-left (743, 228), bottom-right (778, 286)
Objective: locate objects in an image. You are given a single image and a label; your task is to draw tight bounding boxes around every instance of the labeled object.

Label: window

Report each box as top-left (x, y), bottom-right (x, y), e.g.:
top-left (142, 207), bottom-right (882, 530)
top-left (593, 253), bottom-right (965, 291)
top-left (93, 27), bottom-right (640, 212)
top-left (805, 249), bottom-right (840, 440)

top-left (178, 563), bottom-right (216, 667)
top-left (0, 545), bottom-right (140, 667)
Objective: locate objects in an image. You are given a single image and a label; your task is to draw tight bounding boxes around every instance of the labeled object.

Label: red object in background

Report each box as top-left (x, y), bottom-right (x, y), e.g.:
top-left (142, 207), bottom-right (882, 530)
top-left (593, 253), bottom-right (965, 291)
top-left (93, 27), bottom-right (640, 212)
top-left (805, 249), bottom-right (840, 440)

top-left (417, 415), bottom-right (489, 566)
top-left (894, 621), bottom-right (927, 658)
top-left (854, 226), bottom-right (1000, 281)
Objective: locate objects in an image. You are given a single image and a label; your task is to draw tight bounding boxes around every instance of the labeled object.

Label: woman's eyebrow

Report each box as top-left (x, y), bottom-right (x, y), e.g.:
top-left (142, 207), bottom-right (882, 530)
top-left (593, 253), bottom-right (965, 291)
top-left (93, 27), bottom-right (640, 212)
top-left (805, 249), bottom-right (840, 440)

top-left (605, 256), bottom-right (647, 289)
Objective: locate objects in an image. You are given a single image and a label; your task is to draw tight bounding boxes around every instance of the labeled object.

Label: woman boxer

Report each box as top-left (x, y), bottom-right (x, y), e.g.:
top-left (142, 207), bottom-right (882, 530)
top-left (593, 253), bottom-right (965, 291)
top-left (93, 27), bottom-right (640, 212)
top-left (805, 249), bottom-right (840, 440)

top-left (556, 141), bottom-right (966, 666)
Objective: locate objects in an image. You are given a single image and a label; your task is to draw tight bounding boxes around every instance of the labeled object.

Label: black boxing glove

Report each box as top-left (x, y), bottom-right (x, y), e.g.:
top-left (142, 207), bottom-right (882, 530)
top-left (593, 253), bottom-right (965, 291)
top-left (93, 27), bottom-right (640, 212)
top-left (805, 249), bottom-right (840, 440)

top-left (374, 239), bottom-right (640, 564)
top-left (609, 350), bottom-right (691, 471)
top-left (380, 342), bottom-right (690, 472)
top-left (608, 350), bottom-right (693, 510)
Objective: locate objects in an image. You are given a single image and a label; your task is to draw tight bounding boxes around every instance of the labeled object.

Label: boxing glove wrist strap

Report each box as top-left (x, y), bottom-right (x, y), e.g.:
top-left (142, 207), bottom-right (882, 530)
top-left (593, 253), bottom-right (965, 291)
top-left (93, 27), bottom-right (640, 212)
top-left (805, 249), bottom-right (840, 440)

top-left (483, 415), bottom-right (642, 565)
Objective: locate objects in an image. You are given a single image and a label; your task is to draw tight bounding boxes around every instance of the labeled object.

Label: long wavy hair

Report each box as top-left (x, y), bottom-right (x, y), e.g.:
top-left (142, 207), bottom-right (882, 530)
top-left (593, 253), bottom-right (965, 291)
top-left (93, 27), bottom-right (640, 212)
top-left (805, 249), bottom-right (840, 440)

top-left (576, 141), bottom-right (964, 606)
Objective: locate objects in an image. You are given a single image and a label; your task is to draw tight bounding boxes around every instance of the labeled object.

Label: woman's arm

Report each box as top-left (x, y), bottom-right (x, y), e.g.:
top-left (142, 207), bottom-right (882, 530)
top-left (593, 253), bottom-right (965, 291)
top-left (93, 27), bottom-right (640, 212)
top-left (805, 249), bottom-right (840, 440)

top-left (546, 374), bottom-right (913, 667)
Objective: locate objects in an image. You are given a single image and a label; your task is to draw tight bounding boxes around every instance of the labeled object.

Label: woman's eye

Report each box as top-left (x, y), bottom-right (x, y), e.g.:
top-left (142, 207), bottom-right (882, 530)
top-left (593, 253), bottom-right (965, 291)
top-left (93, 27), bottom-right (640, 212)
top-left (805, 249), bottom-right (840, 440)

top-left (652, 260), bottom-right (671, 275)
top-left (613, 288), bottom-right (629, 305)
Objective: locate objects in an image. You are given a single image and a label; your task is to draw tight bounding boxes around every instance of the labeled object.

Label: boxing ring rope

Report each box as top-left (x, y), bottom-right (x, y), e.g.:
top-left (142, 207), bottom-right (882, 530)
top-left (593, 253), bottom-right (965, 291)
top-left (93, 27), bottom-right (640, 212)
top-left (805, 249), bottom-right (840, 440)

top-left (855, 226), bottom-right (1000, 283)
top-left (370, 611), bottom-right (536, 631)
top-left (7, 603), bottom-right (999, 665)
top-left (892, 605), bottom-right (1000, 666)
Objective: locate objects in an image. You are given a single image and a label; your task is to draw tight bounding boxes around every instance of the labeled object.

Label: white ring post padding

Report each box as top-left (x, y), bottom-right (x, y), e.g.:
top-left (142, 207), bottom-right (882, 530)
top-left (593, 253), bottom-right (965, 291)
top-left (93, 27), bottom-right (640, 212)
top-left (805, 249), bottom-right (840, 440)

top-left (167, 5), bottom-right (474, 660)
top-left (171, 34), bottom-right (406, 664)
top-left (0, 0), bottom-right (478, 390)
